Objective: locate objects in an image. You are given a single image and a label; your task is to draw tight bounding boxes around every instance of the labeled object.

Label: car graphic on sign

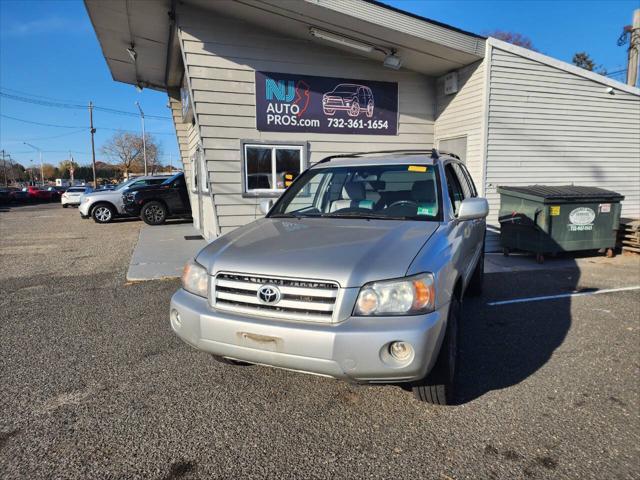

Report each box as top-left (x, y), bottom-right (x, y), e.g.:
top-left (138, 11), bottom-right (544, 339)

top-left (322, 83), bottom-right (374, 118)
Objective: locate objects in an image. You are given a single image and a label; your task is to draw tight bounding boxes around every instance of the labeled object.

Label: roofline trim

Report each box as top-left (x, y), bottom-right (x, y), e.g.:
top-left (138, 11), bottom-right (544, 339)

top-left (364, 0), bottom-right (486, 40)
top-left (488, 37), bottom-right (640, 96)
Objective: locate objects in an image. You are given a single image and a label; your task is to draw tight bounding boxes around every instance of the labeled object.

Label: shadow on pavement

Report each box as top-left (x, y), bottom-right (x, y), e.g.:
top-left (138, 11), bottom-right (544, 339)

top-left (455, 262), bottom-right (578, 405)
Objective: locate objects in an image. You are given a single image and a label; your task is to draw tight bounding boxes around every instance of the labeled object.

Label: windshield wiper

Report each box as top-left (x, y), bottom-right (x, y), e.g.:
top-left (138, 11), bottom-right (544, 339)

top-left (321, 212), bottom-right (408, 220)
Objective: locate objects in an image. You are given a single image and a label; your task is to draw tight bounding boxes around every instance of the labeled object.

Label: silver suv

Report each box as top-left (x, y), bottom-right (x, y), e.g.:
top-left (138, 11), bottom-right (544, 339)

top-left (170, 150), bottom-right (488, 404)
top-left (78, 175), bottom-right (169, 223)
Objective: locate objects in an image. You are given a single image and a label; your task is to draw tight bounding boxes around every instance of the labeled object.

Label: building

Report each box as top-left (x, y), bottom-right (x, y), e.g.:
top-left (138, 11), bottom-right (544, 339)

top-left (85, 0), bottom-right (640, 248)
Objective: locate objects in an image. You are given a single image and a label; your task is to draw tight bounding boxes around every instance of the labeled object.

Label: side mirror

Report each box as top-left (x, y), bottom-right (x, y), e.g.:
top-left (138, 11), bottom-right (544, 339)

top-left (457, 197), bottom-right (489, 221)
top-left (259, 199), bottom-right (274, 215)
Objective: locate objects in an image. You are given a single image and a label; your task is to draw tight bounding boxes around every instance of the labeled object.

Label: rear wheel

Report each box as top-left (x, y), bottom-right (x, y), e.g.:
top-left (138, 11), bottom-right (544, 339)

top-left (412, 297), bottom-right (459, 405)
top-left (141, 201), bottom-right (168, 225)
top-left (92, 204), bottom-right (115, 223)
top-left (62, 204), bottom-right (69, 208)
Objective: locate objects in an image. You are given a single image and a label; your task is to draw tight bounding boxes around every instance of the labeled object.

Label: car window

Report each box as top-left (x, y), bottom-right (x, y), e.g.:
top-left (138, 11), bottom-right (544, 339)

top-left (444, 164), bottom-right (465, 215)
top-left (451, 163), bottom-right (474, 199)
top-left (457, 163), bottom-right (477, 197)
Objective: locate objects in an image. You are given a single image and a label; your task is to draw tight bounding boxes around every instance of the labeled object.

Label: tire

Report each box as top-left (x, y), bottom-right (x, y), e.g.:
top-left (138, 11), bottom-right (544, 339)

top-left (62, 204), bottom-right (69, 208)
top-left (92, 203), bottom-right (115, 224)
top-left (141, 201), bottom-right (168, 225)
top-left (348, 102), bottom-right (360, 117)
top-left (211, 355), bottom-right (253, 366)
top-left (466, 250), bottom-right (484, 297)
top-left (412, 297), bottom-right (459, 405)
top-left (366, 101), bottom-right (374, 118)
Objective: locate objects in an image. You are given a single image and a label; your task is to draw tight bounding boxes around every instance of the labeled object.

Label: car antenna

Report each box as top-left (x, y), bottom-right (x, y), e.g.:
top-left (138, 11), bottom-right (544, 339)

top-left (431, 148), bottom-right (439, 160)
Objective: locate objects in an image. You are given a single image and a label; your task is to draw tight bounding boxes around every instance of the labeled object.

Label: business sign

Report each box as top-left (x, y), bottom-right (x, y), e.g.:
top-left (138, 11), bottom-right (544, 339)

top-left (255, 71), bottom-right (398, 135)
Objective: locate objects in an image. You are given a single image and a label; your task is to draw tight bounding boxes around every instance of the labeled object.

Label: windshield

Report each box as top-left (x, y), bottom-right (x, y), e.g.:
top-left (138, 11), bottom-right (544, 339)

top-left (114, 178), bottom-right (139, 191)
top-left (331, 84), bottom-right (359, 94)
top-left (162, 172), bottom-right (182, 185)
top-left (270, 164), bottom-right (440, 221)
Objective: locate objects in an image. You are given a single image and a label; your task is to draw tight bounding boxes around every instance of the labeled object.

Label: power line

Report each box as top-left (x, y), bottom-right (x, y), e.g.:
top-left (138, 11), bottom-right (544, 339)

top-left (0, 113), bottom-right (175, 135)
top-left (0, 90), bottom-right (173, 121)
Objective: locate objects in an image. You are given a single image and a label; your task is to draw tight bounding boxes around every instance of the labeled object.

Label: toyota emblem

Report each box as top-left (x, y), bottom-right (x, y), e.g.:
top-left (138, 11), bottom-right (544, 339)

top-left (257, 284), bottom-right (281, 304)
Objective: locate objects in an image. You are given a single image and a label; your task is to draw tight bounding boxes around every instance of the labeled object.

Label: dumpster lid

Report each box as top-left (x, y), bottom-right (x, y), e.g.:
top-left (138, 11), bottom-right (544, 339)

top-left (497, 185), bottom-right (625, 202)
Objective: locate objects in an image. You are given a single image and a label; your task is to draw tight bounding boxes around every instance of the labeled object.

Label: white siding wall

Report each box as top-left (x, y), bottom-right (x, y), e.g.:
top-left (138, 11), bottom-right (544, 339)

top-left (485, 45), bottom-right (640, 229)
top-left (177, 6), bottom-right (436, 236)
top-left (434, 60), bottom-right (485, 186)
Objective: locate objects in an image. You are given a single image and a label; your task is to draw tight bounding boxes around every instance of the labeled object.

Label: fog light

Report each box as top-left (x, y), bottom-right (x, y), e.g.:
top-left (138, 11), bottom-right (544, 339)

top-left (389, 341), bottom-right (413, 361)
top-left (171, 309), bottom-right (181, 326)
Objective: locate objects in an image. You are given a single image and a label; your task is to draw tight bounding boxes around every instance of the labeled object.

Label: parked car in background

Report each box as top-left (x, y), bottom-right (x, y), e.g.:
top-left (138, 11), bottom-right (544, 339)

top-left (8, 188), bottom-right (29, 203)
top-left (0, 188), bottom-right (12, 204)
top-left (171, 150), bottom-right (489, 405)
top-left (61, 186), bottom-right (90, 208)
top-left (123, 172), bottom-right (191, 225)
top-left (79, 175), bottom-right (170, 223)
top-left (46, 186), bottom-right (67, 201)
top-left (23, 186), bottom-right (54, 202)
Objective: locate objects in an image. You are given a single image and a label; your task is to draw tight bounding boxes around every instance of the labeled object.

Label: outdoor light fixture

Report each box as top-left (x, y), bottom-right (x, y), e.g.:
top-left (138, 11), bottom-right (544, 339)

top-left (135, 83), bottom-right (143, 92)
top-left (309, 27), bottom-right (374, 53)
top-left (383, 51), bottom-right (402, 70)
top-left (127, 45), bottom-right (137, 62)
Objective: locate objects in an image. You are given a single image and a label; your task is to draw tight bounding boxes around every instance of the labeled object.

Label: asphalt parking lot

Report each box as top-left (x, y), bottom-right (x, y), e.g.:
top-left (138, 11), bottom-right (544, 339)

top-left (1, 203), bottom-right (639, 480)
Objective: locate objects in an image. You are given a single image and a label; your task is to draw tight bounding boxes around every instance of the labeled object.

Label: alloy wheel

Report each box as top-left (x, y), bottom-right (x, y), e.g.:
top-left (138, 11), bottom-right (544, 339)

top-left (95, 206), bottom-right (112, 222)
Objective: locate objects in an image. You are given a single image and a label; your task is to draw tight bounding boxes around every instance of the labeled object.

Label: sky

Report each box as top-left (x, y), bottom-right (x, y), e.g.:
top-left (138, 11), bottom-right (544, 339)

top-left (0, 0), bottom-right (637, 169)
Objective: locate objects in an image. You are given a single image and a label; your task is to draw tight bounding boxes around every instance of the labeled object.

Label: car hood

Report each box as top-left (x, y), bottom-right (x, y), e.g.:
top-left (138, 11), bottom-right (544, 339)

top-left (196, 217), bottom-right (439, 288)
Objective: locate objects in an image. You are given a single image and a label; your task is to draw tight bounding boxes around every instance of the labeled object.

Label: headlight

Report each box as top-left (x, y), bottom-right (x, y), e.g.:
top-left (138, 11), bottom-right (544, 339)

top-left (181, 259), bottom-right (208, 298)
top-left (354, 273), bottom-right (435, 316)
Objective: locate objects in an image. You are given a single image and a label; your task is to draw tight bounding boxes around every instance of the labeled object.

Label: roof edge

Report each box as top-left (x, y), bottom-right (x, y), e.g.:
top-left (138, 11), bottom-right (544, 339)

top-left (363, 0), bottom-right (486, 40)
top-left (488, 37), bottom-right (640, 97)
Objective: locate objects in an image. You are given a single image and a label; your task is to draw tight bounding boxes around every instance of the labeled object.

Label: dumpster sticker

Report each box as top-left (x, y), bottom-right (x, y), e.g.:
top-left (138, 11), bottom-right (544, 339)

top-left (568, 207), bottom-right (596, 232)
top-left (550, 206), bottom-right (560, 216)
top-left (599, 203), bottom-right (611, 213)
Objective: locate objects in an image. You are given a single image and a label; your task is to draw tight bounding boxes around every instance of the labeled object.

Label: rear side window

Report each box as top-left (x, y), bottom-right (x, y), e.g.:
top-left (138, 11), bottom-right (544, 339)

top-left (444, 164), bottom-right (466, 215)
top-left (454, 163), bottom-right (477, 198)
top-left (68, 187), bottom-right (85, 192)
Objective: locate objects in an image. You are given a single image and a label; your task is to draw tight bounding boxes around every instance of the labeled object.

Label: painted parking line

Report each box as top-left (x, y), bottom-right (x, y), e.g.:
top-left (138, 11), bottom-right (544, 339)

top-left (487, 285), bottom-right (640, 307)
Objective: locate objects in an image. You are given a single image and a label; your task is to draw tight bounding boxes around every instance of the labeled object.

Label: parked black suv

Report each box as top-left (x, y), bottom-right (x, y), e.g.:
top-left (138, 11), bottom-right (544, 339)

top-left (123, 172), bottom-right (192, 225)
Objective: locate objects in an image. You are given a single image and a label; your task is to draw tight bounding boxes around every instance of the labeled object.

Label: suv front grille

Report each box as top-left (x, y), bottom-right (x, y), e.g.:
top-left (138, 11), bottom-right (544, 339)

top-left (212, 272), bottom-right (339, 323)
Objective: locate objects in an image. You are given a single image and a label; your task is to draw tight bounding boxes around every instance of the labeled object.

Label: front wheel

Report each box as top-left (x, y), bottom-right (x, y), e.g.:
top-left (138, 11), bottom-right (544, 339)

top-left (92, 204), bottom-right (115, 223)
top-left (412, 297), bottom-right (459, 405)
top-left (62, 204), bottom-right (69, 209)
top-left (141, 201), bottom-right (168, 225)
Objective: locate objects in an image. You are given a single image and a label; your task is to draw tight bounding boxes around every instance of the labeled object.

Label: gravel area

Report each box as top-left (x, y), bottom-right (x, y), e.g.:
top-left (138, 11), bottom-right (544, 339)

top-left (1, 203), bottom-right (638, 479)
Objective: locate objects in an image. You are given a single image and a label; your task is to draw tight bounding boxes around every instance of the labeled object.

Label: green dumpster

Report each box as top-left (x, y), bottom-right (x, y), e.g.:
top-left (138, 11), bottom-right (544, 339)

top-left (498, 185), bottom-right (624, 263)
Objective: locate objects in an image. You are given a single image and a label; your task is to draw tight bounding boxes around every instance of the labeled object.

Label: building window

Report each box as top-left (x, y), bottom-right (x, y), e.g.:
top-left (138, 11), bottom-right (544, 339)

top-left (242, 142), bottom-right (306, 197)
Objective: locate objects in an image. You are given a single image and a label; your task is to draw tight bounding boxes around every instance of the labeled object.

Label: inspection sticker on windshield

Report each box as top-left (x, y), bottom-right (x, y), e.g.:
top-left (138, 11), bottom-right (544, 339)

top-left (550, 206), bottom-right (560, 216)
top-left (408, 165), bottom-right (427, 172)
top-left (417, 205), bottom-right (435, 216)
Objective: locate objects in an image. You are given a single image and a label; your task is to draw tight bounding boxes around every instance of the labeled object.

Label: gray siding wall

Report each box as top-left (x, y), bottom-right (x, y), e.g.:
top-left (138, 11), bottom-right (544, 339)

top-left (485, 46), bottom-right (640, 228)
top-left (434, 60), bottom-right (485, 188)
top-left (169, 94), bottom-right (203, 231)
top-left (176, 6), bottom-right (436, 236)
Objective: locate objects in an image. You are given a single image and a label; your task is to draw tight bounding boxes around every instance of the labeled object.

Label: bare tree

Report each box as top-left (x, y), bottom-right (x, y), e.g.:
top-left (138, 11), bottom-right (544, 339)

top-left (486, 30), bottom-right (536, 51)
top-left (100, 132), bottom-right (161, 177)
top-left (572, 52), bottom-right (607, 75)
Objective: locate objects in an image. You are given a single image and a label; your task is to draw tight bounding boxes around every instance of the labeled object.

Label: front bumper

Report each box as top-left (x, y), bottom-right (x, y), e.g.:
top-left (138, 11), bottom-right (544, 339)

top-left (170, 288), bottom-right (449, 383)
top-left (78, 201), bottom-right (90, 217)
top-left (123, 203), bottom-right (141, 216)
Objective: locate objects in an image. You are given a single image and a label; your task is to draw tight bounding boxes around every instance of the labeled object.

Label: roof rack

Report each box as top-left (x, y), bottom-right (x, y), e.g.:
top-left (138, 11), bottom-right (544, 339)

top-left (318, 149), bottom-right (437, 164)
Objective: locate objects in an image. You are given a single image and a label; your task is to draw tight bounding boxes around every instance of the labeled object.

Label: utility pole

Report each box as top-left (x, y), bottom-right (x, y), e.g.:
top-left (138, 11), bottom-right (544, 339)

top-left (1, 150), bottom-right (7, 187)
top-left (24, 142), bottom-right (44, 186)
top-left (627, 9), bottom-right (640, 87)
top-left (89, 102), bottom-right (97, 188)
top-left (135, 102), bottom-right (148, 175)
